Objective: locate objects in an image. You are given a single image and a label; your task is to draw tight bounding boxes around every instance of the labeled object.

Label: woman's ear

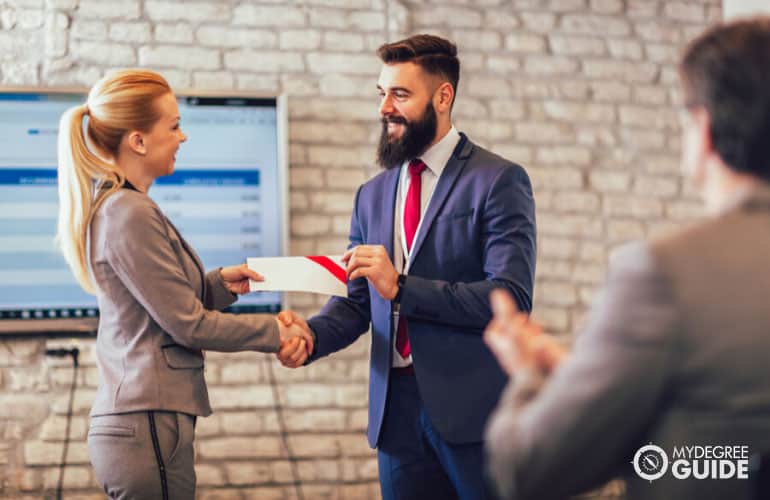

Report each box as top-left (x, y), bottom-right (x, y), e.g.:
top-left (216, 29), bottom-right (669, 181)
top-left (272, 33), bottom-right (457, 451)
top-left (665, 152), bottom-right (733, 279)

top-left (125, 131), bottom-right (147, 156)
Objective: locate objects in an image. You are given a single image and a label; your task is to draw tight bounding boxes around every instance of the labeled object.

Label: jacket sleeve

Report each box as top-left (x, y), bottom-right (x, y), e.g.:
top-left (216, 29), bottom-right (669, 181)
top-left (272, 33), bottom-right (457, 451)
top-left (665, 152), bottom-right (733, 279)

top-left (203, 268), bottom-right (238, 311)
top-left (484, 242), bottom-right (679, 500)
top-left (307, 185), bottom-right (372, 361)
top-left (399, 164), bottom-right (536, 331)
top-left (102, 199), bottom-right (280, 353)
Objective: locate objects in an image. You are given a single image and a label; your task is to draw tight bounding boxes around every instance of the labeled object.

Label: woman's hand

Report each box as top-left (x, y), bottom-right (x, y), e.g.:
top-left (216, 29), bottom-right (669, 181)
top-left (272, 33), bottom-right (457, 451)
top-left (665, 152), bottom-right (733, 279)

top-left (220, 263), bottom-right (263, 295)
top-left (274, 314), bottom-right (315, 367)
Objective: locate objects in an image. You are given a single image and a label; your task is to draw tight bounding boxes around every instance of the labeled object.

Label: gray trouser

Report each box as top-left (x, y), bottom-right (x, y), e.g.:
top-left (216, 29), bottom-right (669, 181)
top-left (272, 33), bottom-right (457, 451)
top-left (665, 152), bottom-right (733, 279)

top-left (88, 411), bottom-right (196, 500)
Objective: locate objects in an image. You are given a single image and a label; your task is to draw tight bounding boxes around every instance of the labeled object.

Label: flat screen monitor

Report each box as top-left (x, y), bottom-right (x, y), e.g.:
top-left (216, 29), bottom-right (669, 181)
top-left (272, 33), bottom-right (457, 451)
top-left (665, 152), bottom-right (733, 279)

top-left (0, 89), bottom-right (288, 335)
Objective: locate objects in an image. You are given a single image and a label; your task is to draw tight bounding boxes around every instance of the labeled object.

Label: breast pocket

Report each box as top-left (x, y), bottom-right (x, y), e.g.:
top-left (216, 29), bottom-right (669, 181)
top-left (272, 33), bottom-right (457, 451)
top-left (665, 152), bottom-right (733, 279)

top-left (434, 208), bottom-right (475, 222)
top-left (161, 344), bottom-right (204, 369)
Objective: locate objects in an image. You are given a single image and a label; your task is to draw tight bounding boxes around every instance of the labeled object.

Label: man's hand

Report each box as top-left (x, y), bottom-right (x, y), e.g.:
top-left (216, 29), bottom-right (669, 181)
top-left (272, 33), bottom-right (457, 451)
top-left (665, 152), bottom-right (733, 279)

top-left (484, 289), bottom-right (566, 377)
top-left (275, 311), bottom-right (313, 368)
top-left (277, 336), bottom-right (308, 368)
top-left (220, 263), bottom-right (262, 295)
top-left (343, 245), bottom-right (399, 300)
top-left (277, 310), bottom-right (310, 335)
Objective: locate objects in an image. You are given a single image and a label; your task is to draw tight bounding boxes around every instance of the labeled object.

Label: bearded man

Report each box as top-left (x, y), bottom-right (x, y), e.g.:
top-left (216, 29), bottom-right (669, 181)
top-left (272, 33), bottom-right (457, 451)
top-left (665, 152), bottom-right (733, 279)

top-left (277, 34), bottom-right (536, 500)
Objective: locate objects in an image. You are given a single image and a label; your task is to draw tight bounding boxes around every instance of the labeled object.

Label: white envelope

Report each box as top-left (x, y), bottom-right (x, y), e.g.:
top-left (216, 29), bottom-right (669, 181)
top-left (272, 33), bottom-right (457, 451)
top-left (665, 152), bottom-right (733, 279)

top-left (247, 255), bottom-right (348, 297)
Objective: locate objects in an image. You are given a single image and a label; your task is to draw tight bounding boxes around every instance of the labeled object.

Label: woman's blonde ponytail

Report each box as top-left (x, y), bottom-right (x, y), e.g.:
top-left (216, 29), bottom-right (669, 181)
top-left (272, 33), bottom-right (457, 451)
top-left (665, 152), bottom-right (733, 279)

top-left (56, 69), bottom-right (170, 294)
top-left (56, 104), bottom-right (123, 294)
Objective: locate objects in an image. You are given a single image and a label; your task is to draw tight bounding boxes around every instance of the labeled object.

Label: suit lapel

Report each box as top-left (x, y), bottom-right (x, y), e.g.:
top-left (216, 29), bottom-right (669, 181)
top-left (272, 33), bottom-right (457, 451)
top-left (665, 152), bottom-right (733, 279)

top-left (164, 215), bottom-right (207, 300)
top-left (408, 134), bottom-right (474, 266)
top-left (379, 167), bottom-right (401, 261)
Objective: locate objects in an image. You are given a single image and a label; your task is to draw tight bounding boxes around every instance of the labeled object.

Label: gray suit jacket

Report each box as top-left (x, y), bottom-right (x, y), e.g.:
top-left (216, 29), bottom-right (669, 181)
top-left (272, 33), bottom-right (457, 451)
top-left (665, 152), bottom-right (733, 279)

top-left (486, 185), bottom-right (770, 500)
top-left (89, 188), bottom-right (280, 418)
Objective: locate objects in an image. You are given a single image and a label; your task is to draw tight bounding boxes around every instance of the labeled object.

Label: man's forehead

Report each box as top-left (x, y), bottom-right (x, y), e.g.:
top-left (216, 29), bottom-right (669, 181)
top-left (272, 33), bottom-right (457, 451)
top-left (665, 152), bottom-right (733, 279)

top-left (377, 61), bottom-right (426, 88)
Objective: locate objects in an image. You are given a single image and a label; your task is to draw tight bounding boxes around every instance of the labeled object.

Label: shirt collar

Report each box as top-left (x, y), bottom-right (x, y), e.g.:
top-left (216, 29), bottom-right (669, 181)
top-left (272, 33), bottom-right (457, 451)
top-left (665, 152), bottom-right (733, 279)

top-left (726, 180), bottom-right (770, 214)
top-left (122, 179), bottom-right (140, 192)
top-left (402, 125), bottom-right (460, 177)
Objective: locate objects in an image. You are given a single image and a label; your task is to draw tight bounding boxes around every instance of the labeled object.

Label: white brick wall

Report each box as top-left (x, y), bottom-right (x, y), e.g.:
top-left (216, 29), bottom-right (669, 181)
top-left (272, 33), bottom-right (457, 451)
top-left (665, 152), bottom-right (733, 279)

top-left (0, 0), bottom-right (720, 498)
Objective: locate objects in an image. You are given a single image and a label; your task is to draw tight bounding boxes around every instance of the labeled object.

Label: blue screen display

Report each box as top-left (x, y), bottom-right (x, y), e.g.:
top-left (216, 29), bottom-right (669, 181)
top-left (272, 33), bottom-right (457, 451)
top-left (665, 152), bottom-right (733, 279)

top-left (0, 93), bottom-right (285, 321)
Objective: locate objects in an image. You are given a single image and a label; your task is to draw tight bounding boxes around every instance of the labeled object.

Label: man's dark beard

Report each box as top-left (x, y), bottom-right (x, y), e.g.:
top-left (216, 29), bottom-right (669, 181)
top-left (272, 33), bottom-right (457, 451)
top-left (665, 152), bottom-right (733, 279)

top-left (376, 102), bottom-right (438, 169)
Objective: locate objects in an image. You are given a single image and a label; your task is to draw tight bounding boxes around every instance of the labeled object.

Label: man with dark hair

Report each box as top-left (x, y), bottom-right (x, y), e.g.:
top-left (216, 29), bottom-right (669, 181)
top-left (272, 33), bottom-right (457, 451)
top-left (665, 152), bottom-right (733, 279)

top-left (484, 18), bottom-right (770, 500)
top-left (277, 34), bottom-right (536, 499)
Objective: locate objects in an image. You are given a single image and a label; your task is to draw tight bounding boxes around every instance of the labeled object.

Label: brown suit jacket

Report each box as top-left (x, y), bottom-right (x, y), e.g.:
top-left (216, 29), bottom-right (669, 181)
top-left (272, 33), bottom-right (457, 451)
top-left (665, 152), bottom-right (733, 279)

top-left (486, 185), bottom-right (770, 500)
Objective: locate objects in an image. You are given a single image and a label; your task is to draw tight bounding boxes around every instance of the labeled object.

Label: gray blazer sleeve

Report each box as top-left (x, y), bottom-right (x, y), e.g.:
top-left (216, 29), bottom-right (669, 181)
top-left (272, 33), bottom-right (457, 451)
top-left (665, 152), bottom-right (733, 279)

top-left (204, 269), bottom-right (238, 311)
top-left (485, 242), bottom-right (679, 500)
top-left (102, 199), bottom-right (280, 353)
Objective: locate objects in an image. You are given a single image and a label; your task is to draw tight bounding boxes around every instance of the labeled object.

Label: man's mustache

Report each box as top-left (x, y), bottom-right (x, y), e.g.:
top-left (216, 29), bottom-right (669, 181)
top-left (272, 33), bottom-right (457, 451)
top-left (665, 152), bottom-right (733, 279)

top-left (382, 116), bottom-right (407, 125)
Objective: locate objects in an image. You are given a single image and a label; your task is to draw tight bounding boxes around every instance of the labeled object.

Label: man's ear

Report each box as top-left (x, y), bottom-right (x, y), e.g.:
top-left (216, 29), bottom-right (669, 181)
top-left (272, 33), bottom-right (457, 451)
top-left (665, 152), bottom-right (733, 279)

top-left (433, 81), bottom-right (454, 114)
top-left (126, 131), bottom-right (147, 156)
top-left (685, 106), bottom-right (712, 188)
top-left (695, 107), bottom-right (713, 154)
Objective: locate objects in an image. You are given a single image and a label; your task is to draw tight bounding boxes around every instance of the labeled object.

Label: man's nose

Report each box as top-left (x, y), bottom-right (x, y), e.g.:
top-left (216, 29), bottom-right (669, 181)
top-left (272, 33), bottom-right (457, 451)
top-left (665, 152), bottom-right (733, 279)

top-left (379, 94), bottom-right (394, 116)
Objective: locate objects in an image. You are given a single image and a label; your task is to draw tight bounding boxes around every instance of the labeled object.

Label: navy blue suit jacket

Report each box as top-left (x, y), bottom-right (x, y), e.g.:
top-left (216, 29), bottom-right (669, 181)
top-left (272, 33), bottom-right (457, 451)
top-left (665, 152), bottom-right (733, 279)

top-left (307, 133), bottom-right (536, 447)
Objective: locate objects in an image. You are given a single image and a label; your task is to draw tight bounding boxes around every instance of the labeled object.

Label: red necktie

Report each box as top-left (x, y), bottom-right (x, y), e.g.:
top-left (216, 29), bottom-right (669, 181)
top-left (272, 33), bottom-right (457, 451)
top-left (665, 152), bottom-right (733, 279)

top-left (396, 159), bottom-right (427, 359)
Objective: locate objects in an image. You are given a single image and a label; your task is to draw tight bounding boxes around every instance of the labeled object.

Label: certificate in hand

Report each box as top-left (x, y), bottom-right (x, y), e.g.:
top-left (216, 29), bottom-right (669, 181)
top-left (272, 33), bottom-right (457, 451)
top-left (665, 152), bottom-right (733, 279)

top-left (247, 255), bottom-right (348, 297)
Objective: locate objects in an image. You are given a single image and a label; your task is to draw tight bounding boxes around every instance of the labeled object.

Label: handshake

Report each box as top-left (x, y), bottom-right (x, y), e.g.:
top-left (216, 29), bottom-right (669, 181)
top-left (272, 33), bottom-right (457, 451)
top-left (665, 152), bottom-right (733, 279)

top-left (226, 264), bottom-right (316, 368)
top-left (273, 311), bottom-right (314, 368)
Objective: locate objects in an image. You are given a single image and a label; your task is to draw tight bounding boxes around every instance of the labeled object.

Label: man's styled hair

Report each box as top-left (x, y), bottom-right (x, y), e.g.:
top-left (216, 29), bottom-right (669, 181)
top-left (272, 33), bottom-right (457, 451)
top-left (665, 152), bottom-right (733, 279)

top-left (680, 17), bottom-right (770, 181)
top-left (377, 34), bottom-right (460, 109)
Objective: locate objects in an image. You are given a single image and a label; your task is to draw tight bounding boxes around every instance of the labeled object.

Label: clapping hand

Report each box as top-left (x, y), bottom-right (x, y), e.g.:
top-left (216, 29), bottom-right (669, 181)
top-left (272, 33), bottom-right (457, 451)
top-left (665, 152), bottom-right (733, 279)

top-left (275, 310), bottom-right (314, 368)
top-left (220, 263), bottom-right (263, 295)
top-left (484, 290), bottom-right (566, 377)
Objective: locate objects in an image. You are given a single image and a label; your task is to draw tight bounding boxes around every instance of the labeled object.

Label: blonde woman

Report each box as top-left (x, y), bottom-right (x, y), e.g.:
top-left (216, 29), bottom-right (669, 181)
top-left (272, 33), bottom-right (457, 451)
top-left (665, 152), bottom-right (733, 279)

top-left (56, 69), bottom-right (311, 499)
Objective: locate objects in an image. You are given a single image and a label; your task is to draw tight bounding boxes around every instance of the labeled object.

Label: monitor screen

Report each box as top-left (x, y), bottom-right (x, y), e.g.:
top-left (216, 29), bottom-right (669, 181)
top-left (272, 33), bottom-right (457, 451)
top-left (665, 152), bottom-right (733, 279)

top-left (0, 90), bottom-right (287, 331)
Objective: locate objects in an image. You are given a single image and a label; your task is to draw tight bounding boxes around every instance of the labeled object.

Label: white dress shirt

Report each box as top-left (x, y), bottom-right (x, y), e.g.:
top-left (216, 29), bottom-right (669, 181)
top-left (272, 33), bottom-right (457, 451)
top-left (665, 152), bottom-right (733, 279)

top-left (391, 125), bottom-right (461, 367)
